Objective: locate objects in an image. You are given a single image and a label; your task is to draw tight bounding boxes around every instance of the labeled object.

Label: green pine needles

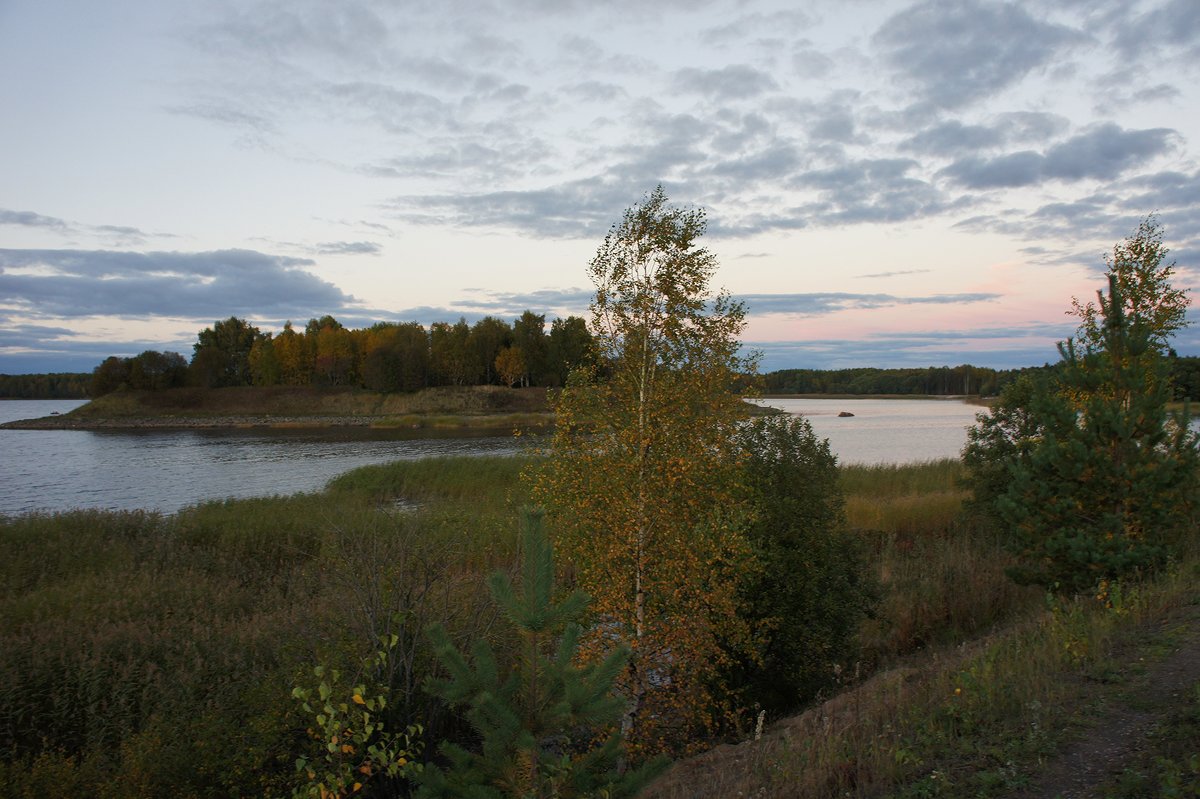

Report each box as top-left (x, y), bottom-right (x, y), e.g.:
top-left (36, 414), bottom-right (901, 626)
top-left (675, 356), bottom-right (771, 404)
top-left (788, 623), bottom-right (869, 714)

top-left (416, 510), bottom-right (665, 799)
top-left (995, 276), bottom-right (1200, 591)
top-left (966, 219), bottom-right (1200, 594)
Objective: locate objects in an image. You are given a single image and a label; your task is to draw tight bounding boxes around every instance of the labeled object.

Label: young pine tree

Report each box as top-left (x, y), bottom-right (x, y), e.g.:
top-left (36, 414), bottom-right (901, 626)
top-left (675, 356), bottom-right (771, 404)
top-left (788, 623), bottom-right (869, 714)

top-left (417, 511), bottom-right (664, 799)
top-left (992, 277), bottom-right (1199, 592)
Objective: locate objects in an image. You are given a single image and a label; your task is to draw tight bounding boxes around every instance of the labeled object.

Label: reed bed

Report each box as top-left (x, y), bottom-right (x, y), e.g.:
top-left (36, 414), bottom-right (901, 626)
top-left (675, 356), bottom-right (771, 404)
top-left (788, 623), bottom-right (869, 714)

top-left (0, 457), bottom-right (533, 798)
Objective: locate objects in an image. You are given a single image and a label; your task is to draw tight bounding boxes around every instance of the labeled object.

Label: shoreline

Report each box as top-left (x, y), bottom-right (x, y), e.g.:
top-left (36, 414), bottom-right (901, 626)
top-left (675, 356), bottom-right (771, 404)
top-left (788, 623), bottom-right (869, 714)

top-left (0, 411), bottom-right (555, 431)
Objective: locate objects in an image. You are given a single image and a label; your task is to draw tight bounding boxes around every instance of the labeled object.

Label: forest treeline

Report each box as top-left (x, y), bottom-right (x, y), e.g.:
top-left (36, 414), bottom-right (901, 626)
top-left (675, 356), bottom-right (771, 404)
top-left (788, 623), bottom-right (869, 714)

top-left (763, 364), bottom-right (1021, 396)
top-left (0, 372), bottom-right (91, 399)
top-left (766, 355), bottom-right (1200, 398)
top-left (85, 312), bottom-right (594, 398)
top-left (8, 352), bottom-right (1200, 401)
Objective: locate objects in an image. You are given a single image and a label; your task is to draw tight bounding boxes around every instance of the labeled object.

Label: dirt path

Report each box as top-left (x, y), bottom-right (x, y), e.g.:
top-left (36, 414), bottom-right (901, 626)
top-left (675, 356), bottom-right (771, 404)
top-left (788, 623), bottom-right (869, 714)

top-left (1008, 599), bottom-right (1200, 799)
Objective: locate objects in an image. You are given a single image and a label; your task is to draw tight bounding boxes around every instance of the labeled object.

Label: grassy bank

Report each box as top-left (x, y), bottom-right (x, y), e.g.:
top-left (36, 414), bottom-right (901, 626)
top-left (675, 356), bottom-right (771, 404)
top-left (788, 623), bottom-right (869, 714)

top-left (3, 385), bottom-right (554, 429)
top-left (648, 554), bottom-right (1200, 798)
top-left (1, 456), bottom-right (1191, 797)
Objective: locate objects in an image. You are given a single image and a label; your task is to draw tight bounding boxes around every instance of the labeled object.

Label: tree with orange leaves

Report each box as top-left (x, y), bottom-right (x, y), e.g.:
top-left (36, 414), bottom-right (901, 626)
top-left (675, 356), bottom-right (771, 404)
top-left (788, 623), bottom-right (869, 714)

top-left (528, 186), bottom-right (758, 759)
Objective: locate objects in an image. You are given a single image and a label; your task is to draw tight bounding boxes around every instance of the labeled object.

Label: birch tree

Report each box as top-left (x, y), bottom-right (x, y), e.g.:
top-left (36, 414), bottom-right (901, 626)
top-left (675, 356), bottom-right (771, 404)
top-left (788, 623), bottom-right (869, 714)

top-left (528, 187), bottom-right (757, 758)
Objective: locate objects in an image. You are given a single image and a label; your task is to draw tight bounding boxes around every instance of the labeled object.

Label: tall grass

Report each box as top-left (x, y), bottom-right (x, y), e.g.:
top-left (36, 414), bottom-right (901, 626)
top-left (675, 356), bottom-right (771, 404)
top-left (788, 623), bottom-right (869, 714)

top-left (838, 460), bottom-right (1041, 663)
top-left (648, 556), bottom-right (1200, 799)
top-left (0, 454), bottom-right (1091, 796)
top-left (327, 454), bottom-right (533, 508)
top-left (0, 456), bottom-right (532, 797)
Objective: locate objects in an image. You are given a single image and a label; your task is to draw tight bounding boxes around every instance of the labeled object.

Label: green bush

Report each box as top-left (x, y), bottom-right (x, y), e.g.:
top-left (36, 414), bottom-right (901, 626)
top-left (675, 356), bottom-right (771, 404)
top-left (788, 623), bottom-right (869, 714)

top-left (728, 415), bottom-right (878, 714)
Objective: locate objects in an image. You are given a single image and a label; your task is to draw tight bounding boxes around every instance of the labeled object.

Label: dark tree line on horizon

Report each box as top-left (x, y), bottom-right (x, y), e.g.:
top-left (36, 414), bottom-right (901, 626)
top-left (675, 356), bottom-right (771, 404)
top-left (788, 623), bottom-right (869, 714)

top-left (10, 347), bottom-right (1200, 402)
top-left (763, 364), bottom-right (1022, 396)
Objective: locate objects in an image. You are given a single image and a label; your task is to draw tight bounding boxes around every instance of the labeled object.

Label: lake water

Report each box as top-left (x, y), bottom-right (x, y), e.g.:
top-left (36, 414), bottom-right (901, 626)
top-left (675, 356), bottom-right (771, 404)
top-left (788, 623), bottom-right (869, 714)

top-left (0, 400), bottom-right (523, 516)
top-left (752, 397), bottom-right (982, 466)
top-left (0, 397), bottom-right (983, 516)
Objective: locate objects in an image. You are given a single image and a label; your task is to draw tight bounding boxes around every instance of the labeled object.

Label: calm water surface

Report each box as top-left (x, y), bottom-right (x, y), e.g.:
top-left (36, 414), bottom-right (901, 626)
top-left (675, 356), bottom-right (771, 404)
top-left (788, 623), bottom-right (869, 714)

top-left (752, 397), bottom-right (981, 465)
top-left (1, 397), bottom-right (983, 516)
top-left (0, 400), bottom-right (522, 515)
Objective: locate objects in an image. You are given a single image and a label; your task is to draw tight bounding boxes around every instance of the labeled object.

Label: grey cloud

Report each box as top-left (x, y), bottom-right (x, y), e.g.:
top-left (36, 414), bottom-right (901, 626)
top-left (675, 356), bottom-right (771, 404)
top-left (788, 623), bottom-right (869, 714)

top-left (0, 318), bottom-right (198, 374)
top-left (0, 209), bottom-right (70, 231)
top-left (1115, 0), bottom-right (1200, 59)
top-left (191, 2), bottom-right (390, 66)
top-left (565, 81), bottom-right (627, 103)
top-left (940, 123), bottom-right (1176, 189)
top-left (900, 112), bottom-right (1069, 156)
top-left (751, 339), bottom-right (1059, 371)
top-left (809, 106), bottom-right (856, 143)
top-left (363, 139), bottom-right (550, 182)
top-left (787, 157), bottom-right (948, 225)
top-left (468, 288), bottom-right (593, 313)
top-left (165, 102), bottom-right (277, 135)
top-left (0, 323), bottom-right (80, 347)
top-left (857, 269), bottom-right (932, 279)
top-left (874, 0), bottom-right (1086, 109)
top-left (707, 142), bottom-right (802, 182)
top-left (901, 121), bottom-right (1005, 155)
top-left (314, 241), bottom-right (382, 256)
top-left (700, 10), bottom-right (813, 46)
top-left (386, 177), bottom-right (639, 239)
top-left (0, 209), bottom-right (159, 246)
top-left (792, 42), bottom-right (835, 79)
top-left (325, 81), bottom-right (450, 132)
top-left (736, 291), bottom-right (999, 316)
top-left (672, 65), bottom-right (780, 102)
top-left (941, 151), bottom-right (1045, 189)
top-left (1122, 168), bottom-right (1200, 210)
top-left (0, 248), bottom-right (356, 320)
top-left (749, 320), bottom-right (1077, 371)
top-left (1095, 81), bottom-right (1181, 112)
top-left (1042, 124), bottom-right (1176, 181)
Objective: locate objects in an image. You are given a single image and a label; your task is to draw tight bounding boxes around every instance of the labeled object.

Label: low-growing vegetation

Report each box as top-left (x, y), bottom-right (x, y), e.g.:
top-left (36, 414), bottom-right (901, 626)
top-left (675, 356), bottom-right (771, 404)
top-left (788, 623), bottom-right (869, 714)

top-left (0, 455), bottom-right (1057, 798)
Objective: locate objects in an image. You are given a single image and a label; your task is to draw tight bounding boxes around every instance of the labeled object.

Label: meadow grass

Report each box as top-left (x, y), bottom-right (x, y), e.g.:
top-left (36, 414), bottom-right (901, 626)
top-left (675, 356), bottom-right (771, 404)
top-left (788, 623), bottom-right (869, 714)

top-left (838, 459), bottom-right (1042, 662)
top-left (647, 555), bottom-right (1200, 799)
top-left (1, 453), bottom-right (1173, 798)
top-left (0, 457), bottom-right (534, 798)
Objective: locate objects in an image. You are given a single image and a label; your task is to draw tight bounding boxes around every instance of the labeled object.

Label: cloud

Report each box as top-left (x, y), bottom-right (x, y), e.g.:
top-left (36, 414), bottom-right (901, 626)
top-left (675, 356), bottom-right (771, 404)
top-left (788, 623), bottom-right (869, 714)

top-left (671, 65), bottom-right (780, 102)
top-left (792, 41), bottom-right (835, 79)
top-left (386, 177), bottom-right (642, 239)
top-left (0, 209), bottom-right (71, 231)
top-left (900, 112), bottom-right (1070, 156)
top-left (164, 101), bottom-right (278, 137)
top-left (737, 291), bottom-right (999, 317)
top-left (700, 10), bottom-right (813, 46)
top-left (940, 123), bottom-right (1176, 189)
top-left (748, 320), bottom-right (1076, 371)
top-left (0, 320), bottom-right (197, 374)
top-left (1113, 0), bottom-right (1200, 60)
top-left (873, 0), bottom-right (1086, 109)
top-left (0, 208), bottom-right (161, 247)
top-left (464, 288), bottom-right (593, 313)
top-left (785, 157), bottom-right (949, 225)
top-left (857, 269), bottom-right (932, 279)
top-left (313, 241), bottom-right (382, 256)
top-left (0, 248), bottom-right (357, 320)
top-left (751, 340), bottom-right (1059, 372)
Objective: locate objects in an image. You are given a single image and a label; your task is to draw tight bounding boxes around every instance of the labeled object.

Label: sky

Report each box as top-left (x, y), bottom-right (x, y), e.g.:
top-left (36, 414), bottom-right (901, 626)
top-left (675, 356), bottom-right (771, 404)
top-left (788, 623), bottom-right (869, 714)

top-left (2, 0), bottom-right (1199, 374)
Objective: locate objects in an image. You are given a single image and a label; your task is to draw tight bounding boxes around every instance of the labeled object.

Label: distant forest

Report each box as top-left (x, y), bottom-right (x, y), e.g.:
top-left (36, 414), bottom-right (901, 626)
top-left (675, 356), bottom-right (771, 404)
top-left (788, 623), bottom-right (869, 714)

top-left (5, 314), bottom-right (1200, 402)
